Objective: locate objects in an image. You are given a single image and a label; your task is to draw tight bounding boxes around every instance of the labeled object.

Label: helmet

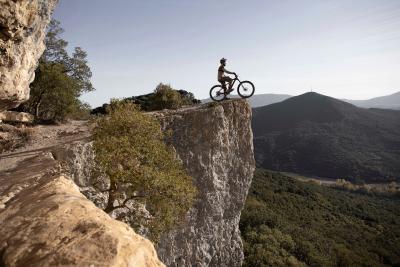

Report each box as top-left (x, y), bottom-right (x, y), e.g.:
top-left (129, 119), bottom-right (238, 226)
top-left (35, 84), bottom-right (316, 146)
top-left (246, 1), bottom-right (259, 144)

top-left (220, 58), bottom-right (227, 64)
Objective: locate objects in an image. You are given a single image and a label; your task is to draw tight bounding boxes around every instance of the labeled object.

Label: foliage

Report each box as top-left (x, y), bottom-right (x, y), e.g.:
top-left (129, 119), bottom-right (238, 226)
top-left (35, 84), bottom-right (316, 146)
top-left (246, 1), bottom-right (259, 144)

top-left (67, 102), bottom-right (92, 120)
top-left (91, 84), bottom-right (200, 115)
top-left (240, 169), bottom-right (400, 267)
top-left (18, 20), bottom-right (94, 122)
top-left (93, 100), bottom-right (197, 241)
top-left (149, 83), bottom-right (184, 110)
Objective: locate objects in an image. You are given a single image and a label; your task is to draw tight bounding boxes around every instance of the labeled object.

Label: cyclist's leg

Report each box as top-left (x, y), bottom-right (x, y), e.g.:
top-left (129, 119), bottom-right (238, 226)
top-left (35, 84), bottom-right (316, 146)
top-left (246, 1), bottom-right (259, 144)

top-left (219, 78), bottom-right (228, 93)
top-left (225, 77), bottom-right (233, 92)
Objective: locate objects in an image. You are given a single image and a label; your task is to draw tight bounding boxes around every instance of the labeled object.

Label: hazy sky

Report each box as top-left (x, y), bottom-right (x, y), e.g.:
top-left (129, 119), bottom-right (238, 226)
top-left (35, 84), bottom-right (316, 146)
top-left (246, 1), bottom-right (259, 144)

top-left (53, 0), bottom-right (400, 107)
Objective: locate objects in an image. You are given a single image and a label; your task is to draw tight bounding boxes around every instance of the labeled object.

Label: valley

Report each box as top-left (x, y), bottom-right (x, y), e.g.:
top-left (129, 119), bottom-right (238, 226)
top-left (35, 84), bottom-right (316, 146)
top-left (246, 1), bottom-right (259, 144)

top-left (240, 169), bottom-right (400, 267)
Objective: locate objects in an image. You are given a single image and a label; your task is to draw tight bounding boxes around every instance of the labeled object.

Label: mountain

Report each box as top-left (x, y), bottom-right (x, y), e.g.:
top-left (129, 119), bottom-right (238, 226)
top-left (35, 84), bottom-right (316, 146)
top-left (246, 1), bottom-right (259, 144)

top-left (204, 91), bottom-right (400, 110)
top-left (247, 93), bottom-right (292, 108)
top-left (252, 92), bottom-right (400, 183)
top-left (343, 91), bottom-right (400, 110)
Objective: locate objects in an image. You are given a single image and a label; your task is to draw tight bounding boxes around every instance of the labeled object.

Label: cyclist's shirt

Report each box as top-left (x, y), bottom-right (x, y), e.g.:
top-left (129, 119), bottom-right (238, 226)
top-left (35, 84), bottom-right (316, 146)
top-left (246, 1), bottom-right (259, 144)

top-left (218, 65), bottom-right (225, 81)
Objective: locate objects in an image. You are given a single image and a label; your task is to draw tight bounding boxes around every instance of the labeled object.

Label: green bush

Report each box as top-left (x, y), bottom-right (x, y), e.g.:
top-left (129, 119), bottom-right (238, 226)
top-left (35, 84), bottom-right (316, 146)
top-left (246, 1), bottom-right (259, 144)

top-left (150, 83), bottom-right (184, 110)
top-left (93, 100), bottom-right (197, 241)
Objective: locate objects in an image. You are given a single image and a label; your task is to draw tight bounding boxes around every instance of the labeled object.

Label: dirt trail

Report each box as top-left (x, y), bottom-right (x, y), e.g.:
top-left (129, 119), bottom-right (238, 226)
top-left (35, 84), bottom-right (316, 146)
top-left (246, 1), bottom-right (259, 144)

top-left (0, 120), bottom-right (91, 172)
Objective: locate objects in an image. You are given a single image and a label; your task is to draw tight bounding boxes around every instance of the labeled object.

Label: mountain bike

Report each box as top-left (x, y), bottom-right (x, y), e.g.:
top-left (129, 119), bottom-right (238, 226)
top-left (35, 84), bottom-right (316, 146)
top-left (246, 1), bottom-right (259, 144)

top-left (209, 75), bottom-right (255, 102)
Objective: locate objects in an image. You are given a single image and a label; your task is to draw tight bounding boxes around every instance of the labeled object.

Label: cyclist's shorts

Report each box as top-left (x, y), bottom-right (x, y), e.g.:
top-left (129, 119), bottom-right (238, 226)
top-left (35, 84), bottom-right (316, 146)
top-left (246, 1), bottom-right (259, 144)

top-left (218, 76), bottom-right (232, 83)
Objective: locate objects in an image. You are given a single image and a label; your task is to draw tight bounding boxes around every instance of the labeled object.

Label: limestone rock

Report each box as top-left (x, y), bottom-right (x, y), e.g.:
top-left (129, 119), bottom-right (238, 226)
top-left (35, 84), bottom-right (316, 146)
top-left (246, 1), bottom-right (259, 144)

top-left (0, 0), bottom-right (58, 111)
top-left (0, 153), bottom-right (165, 267)
top-left (0, 111), bottom-right (34, 123)
top-left (51, 140), bottom-right (110, 209)
top-left (55, 100), bottom-right (255, 267)
top-left (155, 100), bottom-right (255, 267)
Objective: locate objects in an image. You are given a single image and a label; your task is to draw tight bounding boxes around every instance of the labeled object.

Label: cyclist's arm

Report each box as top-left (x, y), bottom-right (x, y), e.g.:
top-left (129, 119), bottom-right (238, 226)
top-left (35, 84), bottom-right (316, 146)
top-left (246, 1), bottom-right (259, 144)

top-left (224, 69), bottom-right (236, 75)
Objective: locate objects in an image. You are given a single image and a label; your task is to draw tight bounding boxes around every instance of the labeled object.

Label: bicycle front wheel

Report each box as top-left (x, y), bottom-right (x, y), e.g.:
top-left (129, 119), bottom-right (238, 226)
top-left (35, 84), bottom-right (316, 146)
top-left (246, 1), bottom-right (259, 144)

top-left (210, 85), bottom-right (226, 102)
top-left (237, 81), bottom-right (255, 98)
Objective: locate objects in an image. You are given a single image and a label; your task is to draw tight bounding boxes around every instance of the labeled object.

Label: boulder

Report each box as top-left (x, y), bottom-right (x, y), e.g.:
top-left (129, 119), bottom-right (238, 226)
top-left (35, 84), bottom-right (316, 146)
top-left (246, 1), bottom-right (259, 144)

top-left (0, 153), bottom-right (165, 267)
top-left (0, 111), bottom-right (34, 123)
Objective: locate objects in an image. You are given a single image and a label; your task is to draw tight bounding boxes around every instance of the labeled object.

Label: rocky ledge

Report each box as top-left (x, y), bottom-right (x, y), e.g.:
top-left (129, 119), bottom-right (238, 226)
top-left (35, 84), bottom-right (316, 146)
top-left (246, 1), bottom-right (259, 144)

top-left (0, 152), bottom-right (165, 267)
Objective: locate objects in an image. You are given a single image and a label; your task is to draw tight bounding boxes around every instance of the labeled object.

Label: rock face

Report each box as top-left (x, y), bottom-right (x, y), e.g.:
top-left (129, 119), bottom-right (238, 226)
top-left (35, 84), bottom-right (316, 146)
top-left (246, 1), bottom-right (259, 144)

top-left (155, 100), bottom-right (255, 267)
top-left (0, 0), bottom-right (58, 111)
top-left (0, 153), bottom-right (165, 267)
top-left (35, 100), bottom-right (255, 267)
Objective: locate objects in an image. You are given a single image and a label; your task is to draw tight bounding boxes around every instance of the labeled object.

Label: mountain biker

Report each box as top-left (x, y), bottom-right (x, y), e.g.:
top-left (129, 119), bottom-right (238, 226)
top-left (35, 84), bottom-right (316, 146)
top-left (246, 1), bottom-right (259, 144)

top-left (218, 58), bottom-right (237, 94)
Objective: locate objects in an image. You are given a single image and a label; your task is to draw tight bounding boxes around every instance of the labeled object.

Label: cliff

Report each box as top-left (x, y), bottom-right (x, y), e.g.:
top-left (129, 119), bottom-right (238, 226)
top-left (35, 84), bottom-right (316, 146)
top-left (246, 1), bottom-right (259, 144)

top-left (54, 100), bottom-right (255, 266)
top-left (0, 0), bottom-right (57, 111)
top-left (0, 100), bottom-right (255, 267)
top-left (154, 100), bottom-right (255, 266)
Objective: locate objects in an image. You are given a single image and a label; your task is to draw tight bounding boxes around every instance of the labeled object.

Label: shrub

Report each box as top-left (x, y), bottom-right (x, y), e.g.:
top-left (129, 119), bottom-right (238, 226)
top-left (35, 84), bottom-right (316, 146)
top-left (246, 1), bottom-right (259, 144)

top-left (93, 100), bottom-right (197, 241)
top-left (150, 83), bottom-right (184, 110)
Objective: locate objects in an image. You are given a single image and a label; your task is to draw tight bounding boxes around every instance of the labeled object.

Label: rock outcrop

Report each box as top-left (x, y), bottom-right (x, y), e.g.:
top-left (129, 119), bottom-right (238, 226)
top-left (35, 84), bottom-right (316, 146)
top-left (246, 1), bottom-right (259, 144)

top-left (53, 100), bottom-right (255, 266)
top-left (0, 0), bottom-right (57, 111)
top-left (155, 100), bottom-right (255, 267)
top-left (23, 100), bottom-right (255, 267)
top-left (0, 111), bottom-right (34, 123)
top-left (0, 152), bottom-right (165, 267)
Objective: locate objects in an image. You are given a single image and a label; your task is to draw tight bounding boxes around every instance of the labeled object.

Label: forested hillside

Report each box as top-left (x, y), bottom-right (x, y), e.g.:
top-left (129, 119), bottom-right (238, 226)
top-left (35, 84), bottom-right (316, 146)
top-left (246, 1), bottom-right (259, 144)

top-left (252, 92), bottom-right (400, 183)
top-left (240, 169), bottom-right (400, 267)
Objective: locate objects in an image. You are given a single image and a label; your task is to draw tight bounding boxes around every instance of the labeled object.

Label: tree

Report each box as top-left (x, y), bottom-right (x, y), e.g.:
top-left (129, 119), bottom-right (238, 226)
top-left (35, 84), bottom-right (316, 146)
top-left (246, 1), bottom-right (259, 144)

top-left (93, 100), bottom-right (197, 241)
top-left (19, 19), bottom-right (94, 121)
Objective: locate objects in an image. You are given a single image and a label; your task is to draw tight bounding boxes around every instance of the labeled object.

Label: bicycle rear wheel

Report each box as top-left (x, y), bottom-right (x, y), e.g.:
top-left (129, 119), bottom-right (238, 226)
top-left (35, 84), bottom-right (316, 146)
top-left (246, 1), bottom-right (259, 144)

top-left (210, 85), bottom-right (226, 102)
top-left (237, 81), bottom-right (255, 98)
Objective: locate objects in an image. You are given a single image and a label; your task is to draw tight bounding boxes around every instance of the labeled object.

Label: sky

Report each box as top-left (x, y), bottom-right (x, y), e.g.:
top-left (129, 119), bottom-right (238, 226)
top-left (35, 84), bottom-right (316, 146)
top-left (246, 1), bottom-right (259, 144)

top-left (53, 0), bottom-right (400, 107)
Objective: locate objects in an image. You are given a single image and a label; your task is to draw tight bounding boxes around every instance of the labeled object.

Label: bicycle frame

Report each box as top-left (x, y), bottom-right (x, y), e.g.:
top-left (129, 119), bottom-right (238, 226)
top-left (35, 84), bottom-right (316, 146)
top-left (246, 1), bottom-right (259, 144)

top-left (220, 76), bottom-right (241, 91)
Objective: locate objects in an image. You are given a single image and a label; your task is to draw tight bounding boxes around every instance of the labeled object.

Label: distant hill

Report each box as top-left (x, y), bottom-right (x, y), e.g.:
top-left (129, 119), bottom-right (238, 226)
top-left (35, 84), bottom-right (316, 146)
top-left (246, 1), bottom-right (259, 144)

top-left (252, 92), bottom-right (400, 183)
top-left (247, 93), bottom-right (292, 108)
top-left (343, 91), bottom-right (400, 110)
top-left (204, 91), bottom-right (400, 110)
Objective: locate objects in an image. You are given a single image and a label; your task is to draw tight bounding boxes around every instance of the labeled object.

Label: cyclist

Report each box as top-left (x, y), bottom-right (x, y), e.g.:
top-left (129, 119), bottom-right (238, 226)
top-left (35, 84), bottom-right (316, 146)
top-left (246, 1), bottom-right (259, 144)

top-left (218, 58), bottom-right (237, 94)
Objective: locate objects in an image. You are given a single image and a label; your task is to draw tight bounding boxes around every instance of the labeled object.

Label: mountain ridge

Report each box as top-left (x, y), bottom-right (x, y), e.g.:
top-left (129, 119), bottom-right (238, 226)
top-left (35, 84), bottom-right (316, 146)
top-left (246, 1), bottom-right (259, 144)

top-left (252, 92), bottom-right (400, 183)
top-left (225, 91), bottom-right (400, 110)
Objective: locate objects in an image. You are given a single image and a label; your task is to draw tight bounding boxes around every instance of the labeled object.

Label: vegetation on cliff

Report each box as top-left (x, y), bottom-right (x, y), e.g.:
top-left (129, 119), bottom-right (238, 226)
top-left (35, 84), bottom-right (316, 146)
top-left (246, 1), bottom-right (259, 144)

top-left (240, 169), bottom-right (400, 267)
top-left (93, 100), bottom-right (197, 241)
top-left (16, 20), bottom-right (94, 122)
top-left (91, 83), bottom-right (200, 115)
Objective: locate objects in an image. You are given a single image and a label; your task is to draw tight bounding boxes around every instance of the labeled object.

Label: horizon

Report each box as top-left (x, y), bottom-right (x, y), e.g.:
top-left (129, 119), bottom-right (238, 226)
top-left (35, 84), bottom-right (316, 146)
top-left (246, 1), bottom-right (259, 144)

top-left (53, 0), bottom-right (400, 107)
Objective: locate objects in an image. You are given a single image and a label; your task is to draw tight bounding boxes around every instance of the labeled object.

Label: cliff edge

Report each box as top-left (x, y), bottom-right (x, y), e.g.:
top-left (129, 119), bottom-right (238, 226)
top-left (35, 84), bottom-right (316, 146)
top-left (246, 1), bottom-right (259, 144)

top-left (155, 100), bottom-right (255, 267)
